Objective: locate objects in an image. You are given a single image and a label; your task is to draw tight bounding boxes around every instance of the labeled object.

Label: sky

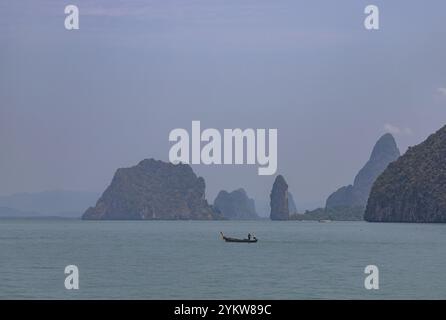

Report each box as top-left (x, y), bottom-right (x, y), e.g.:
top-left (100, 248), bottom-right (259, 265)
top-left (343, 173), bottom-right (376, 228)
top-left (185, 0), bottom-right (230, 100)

top-left (1, 0), bottom-right (446, 213)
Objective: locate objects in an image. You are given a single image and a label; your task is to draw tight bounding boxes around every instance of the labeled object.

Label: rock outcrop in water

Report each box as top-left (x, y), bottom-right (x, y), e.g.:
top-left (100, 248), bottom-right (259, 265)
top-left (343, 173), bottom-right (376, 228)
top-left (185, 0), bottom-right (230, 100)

top-left (82, 159), bottom-right (217, 220)
top-left (326, 133), bottom-right (400, 210)
top-left (365, 125), bottom-right (446, 222)
top-left (270, 175), bottom-right (289, 220)
top-left (213, 188), bottom-right (258, 220)
top-left (290, 206), bottom-right (365, 221)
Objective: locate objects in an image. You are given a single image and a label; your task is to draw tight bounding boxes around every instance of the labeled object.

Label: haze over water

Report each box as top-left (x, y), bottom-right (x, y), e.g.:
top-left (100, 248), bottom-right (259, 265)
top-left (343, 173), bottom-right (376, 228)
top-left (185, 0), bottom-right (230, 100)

top-left (1, 219), bottom-right (445, 299)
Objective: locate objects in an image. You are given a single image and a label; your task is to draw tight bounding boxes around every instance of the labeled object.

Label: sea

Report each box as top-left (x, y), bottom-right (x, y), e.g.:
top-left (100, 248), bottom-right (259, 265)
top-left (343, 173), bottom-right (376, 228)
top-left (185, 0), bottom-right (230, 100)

top-left (1, 219), bottom-right (446, 299)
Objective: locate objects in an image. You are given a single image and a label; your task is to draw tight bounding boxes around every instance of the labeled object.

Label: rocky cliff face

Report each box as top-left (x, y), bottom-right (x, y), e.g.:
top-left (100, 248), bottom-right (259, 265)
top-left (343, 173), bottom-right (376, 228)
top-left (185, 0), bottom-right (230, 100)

top-left (82, 159), bottom-right (216, 220)
top-left (326, 133), bottom-right (400, 209)
top-left (270, 175), bottom-right (289, 220)
top-left (365, 125), bottom-right (446, 222)
top-left (213, 188), bottom-right (258, 220)
top-left (288, 192), bottom-right (298, 214)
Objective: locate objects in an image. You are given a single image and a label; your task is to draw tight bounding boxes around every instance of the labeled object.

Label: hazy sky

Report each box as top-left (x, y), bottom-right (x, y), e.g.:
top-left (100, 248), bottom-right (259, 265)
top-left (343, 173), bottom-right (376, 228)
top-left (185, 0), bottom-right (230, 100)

top-left (1, 0), bottom-right (446, 212)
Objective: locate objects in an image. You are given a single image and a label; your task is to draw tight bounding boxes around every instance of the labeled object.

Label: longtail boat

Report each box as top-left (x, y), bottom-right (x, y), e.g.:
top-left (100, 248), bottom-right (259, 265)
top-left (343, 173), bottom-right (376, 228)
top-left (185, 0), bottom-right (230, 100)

top-left (220, 232), bottom-right (258, 243)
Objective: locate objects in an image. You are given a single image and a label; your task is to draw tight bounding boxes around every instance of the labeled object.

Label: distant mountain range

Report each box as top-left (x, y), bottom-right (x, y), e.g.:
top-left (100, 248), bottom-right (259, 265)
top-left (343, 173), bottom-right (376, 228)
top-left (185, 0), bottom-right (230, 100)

top-left (293, 133), bottom-right (401, 221)
top-left (0, 190), bottom-right (99, 218)
top-left (4, 126), bottom-right (445, 223)
top-left (326, 133), bottom-right (401, 209)
top-left (213, 188), bottom-right (258, 220)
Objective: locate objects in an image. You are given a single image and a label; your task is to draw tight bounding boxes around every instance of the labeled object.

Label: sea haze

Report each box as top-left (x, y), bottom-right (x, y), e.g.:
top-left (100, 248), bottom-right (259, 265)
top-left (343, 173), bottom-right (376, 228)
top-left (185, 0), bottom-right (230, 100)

top-left (0, 191), bottom-right (98, 218)
top-left (1, 220), bottom-right (445, 299)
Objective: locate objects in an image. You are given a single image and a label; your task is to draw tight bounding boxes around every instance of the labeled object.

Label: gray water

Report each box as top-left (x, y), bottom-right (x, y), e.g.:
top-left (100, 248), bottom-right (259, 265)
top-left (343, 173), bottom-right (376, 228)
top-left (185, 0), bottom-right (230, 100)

top-left (1, 219), bottom-right (446, 299)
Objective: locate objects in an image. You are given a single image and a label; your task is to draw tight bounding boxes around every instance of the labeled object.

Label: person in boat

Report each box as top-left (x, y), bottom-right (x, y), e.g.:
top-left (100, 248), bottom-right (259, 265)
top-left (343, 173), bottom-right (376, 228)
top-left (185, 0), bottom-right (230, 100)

top-left (248, 233), bottom-right (251, 240)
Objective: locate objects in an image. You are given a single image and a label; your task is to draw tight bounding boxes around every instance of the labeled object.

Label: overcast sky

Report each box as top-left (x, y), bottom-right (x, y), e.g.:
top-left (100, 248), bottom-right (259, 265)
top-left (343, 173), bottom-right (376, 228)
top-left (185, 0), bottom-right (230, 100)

top-left (1, 0), bottom-right (446, 212)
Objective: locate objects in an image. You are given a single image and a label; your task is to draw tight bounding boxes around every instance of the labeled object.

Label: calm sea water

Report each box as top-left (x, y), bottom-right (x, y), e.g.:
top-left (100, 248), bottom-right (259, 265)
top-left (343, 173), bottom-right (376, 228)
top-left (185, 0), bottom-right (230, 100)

top-left (1, 219), bottom-right (446, 299)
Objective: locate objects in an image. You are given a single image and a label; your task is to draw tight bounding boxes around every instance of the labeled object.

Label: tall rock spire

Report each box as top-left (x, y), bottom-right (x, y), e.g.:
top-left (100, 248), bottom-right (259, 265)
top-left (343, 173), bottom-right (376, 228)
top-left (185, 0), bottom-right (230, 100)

top-left (270, 175), bottom-right (290, 220)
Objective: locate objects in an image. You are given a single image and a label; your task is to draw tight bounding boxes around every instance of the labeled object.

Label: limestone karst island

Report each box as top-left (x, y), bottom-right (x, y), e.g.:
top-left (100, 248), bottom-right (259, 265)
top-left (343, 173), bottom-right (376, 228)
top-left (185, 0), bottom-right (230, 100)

top-left (82, 125), bottom-right (446, 223)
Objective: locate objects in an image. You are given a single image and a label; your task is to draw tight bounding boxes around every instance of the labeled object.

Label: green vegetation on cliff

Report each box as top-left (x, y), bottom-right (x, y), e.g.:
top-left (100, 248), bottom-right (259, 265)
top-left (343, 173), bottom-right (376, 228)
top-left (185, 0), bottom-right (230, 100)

top-left (365, 125), bottom-right (446, 222)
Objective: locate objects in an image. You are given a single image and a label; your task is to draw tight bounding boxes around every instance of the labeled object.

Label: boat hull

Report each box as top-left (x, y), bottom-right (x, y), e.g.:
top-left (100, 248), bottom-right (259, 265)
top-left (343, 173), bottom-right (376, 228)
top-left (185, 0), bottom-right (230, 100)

top-left (223, 238), bottom-right (257, 243)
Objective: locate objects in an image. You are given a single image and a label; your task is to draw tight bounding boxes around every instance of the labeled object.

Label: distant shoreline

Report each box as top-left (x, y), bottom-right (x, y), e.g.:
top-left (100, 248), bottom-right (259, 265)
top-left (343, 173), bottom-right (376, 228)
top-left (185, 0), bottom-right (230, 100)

top-left (1, 217), bottom-right (444, 224)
